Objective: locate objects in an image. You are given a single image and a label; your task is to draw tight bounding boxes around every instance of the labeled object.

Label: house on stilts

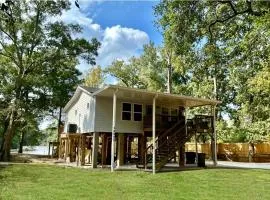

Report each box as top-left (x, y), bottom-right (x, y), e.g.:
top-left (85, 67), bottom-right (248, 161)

top-left (59, 85), bottom-right (221, 173)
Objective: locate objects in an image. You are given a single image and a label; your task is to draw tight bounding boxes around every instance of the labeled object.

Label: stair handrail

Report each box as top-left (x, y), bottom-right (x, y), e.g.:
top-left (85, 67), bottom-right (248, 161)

top-left (155, 122), bottom-right (196, 170)
top-left (140, 119), bottom-right (185, 165)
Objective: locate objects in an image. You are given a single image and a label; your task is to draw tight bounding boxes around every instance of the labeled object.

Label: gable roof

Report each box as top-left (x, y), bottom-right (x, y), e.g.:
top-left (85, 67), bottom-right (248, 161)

top-left (64, 85), bottom-right (221, 112)
top-left (79, 86), bottom-right (100, 94)
top-left (63, 86), bottom-right (100, 112)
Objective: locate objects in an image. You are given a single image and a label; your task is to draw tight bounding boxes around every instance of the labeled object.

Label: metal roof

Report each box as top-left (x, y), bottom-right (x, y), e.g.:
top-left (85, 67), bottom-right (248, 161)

top-left (64, 85), bottom-right (221, 112)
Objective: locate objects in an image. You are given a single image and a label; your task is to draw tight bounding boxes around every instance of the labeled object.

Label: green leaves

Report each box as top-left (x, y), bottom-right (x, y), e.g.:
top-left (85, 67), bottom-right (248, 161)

top-left (0, 0), bottom-right (100, 157)
top-left (104, 42), bottom-right (166, 91)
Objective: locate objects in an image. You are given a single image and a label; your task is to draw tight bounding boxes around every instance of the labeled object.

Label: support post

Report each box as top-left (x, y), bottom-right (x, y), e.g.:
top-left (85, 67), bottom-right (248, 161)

top-left (91, 132), bottom-right (99, 168)
top-left (212, 105), bottom-right (217, 166)
top-left (48, 142), bottom-right (51, 156)
top-left (101, 133), bottom-right (108, 166)
top-left (67, 135), bottom-right (71, 163)
top-left (111, 89), bottom-right (118, 172)
top-left (117, 133), bottom-right (125, 167)
top-left (138, 134), bottom-right (146, 164)
top-left (184, 107), bottom-right (188, 136)
top-left (80, 135), bottom-right (86, 166)
top-left (152, 95), bottom-right (157, 174)
top-left (195, 133), bottom-right (198, 166)
top-left (64, 138), bottom-right (67, 161)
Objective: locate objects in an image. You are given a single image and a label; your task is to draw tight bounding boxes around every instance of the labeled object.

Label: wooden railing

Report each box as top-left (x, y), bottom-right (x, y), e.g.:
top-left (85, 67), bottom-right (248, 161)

top-left (143, 114), bottom-right (179, 129)
top-left (138, 115), bottom-right (215, 170)
top-left (194, 115), bottom-right (214, 133)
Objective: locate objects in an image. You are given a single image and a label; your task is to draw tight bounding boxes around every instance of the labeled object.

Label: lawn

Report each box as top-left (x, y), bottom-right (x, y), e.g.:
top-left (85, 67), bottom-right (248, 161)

top-left (1, 164), bottom-right (270, 200)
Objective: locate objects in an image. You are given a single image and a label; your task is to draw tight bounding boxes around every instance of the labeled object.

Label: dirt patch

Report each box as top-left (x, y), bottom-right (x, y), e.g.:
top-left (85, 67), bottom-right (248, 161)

top-left (9, 153), bottom-right (64, 164)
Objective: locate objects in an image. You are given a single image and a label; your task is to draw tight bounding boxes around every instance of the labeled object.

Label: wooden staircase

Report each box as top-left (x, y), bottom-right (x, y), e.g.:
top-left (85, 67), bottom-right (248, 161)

top-left (137, 119), bottom-right (196, 171)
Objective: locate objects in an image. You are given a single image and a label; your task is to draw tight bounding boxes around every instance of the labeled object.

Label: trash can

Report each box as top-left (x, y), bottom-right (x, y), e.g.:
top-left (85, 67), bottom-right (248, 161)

top-left (197, 153), bottom-right (206, 167)
top-left (185, 152), bottom-right (196, 164)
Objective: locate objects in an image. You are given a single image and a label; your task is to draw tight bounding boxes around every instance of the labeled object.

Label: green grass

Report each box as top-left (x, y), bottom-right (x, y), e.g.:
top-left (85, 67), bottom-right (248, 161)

top-left (1, 164), bottom-right (270, 200)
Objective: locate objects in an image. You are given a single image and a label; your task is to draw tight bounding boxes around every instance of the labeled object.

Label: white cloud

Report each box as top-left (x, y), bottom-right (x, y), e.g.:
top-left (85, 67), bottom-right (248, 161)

top-left (97, 25), bottom-right (149, 67)
top-left (58, 2), bottom-right (149, 70)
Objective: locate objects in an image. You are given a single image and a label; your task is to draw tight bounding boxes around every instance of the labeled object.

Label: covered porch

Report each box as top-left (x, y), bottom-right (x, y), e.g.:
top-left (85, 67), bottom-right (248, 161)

top-left (93, 85), bottom-right (221, 173)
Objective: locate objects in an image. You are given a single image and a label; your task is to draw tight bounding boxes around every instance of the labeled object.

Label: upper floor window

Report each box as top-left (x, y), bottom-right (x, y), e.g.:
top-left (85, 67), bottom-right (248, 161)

top-left (133, 104), bottom-right (142, 121)
top-left (87, 103), bottom-right (90, 109)
top-left (122, 103), bottom-right (131, 120)
top-left (75, 109), bottom-right (77, 116)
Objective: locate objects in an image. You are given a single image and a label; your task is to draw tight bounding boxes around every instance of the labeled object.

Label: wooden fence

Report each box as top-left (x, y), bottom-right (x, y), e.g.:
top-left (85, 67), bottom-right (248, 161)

top-left (185, 143), bottom-right (270, 162)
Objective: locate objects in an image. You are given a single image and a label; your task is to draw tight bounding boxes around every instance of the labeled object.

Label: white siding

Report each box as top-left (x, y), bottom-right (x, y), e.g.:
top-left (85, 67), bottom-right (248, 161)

top-left (65, 92), bottom-right (95, 133)
top-left (94, 96), bottom-right (145, 133)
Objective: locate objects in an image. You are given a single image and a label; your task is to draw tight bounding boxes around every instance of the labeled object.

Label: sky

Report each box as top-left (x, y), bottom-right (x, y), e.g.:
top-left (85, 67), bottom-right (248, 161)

top-left (60, 0), bottom-right (162, 73)
top-left (40, 0), bottom-right (162, 129)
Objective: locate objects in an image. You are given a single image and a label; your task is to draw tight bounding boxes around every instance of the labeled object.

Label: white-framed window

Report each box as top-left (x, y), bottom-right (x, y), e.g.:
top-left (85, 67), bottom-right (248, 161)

top-left (75, 109), bottom-right (77, 116)
top-left (87, 103), bottom-right (90, 109)
top-left (122, 103), bottom-right (132, 120)
top-left (133, 104), bottom-right (142, 121)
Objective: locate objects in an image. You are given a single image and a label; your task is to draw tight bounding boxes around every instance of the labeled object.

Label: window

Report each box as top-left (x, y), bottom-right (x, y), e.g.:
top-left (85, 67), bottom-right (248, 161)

top-left (122, 103), bottom-right (131, 120)
top-left (87, 103), bottom-right (90, 109)
top-left (75, 109), bottom-right (77, 116)
top-left (133, 104), bottom-right (142, 121)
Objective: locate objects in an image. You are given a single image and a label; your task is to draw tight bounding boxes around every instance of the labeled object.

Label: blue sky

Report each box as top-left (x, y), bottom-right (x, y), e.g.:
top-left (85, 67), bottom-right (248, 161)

top-left (89, 1), bottom-right (162, 44)
top-left (60, 0), bottom-right (162, 73)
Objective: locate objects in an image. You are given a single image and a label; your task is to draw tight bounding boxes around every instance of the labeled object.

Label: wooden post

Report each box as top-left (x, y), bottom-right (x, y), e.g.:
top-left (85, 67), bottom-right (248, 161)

top-left (92, 132), bottom-right (99, 168)
top-left (111, 89), bottom-right (118, 172)
top-left (64, 138), bottom-right (67, 161)
top-left (67, 135), bottom-right (71, 163)
top-left (184, 107), bottom-right (188, 136)
top-left (48, 142), bottom-right (51, 156)
top-left (138, 134), bottom-right (146, 164)
top-left (81, 135), bottom-right (86, 166)
top-left (179, 145), bottom-right (185, 167)
top-left (195, 133), bottom-right (198, 166)
top-left (117, 133), bottom-right (125, 167)
top-left (152, 95), bottom-right (157, 174)
top-left (213, 105), bottom-right (217, 166)
top-left (124, 135), bottom-right (127, 163)
top-left (127, 136), bottom-right (132, 162)
top-left (138, 135), bottom-right (141, 163)
top-left (101, 133), bottom-right (108, 166)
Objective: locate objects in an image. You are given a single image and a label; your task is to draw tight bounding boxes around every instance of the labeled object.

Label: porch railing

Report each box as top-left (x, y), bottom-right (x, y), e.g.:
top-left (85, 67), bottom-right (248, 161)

top-left (143, 114), bottom-right (179, 130)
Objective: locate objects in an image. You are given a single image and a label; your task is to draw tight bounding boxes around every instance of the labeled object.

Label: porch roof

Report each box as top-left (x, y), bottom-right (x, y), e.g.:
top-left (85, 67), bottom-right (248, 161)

top-left (92, 85), bottom-right (221, 108)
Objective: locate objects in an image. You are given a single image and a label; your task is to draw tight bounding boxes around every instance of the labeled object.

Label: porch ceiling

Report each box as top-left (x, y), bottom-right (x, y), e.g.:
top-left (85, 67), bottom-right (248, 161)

top-left (92, 85), bottom-right (221, 108)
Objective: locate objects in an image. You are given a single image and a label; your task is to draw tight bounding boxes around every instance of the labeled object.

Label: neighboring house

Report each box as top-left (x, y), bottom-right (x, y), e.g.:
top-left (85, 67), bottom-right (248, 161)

top-left (60, 85), bottom-right (221, 173)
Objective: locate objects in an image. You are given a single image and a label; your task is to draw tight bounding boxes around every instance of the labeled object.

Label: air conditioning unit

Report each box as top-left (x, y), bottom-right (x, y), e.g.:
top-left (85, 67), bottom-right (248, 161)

top-left (67, 124), bottom-right (77, 133)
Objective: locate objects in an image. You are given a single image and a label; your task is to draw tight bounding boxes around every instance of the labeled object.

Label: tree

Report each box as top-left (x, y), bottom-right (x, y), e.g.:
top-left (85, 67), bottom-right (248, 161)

top-left (84, 65), bottom-right (104, 87)
top-left (155, 0), bottom-right (270, 142)
top-left (104, 43), bottom-right (165, 91)
top-left (0, 0), bottom-right (100, 161)
top-left (104, 59), bottom-right (144, 88)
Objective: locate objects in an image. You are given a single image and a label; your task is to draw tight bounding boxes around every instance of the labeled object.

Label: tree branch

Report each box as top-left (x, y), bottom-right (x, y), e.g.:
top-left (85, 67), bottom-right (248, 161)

top-left (209, 0), bottom-right (267, 40)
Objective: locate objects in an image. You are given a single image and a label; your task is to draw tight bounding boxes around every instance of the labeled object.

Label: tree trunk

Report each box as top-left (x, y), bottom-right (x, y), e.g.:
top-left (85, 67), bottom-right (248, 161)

top-left (57, 107), bottom-right (62, 142)
top-left (18, 130), bottom-right (25, 154)
top-left (0, 117), bottom-right (9, 153)
top-left (167, 64), bottom-right (172, 94)
top-left (0, 109), bottom-right (15, 161)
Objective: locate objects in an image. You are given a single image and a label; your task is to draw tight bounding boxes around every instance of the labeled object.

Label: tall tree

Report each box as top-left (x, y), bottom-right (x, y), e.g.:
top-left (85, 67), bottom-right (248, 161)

top-left (84, 65), bottom-right (104, 87)
top-left (155, 0), bottom-right (270, 141)
top-left (0, 0), bottom-right (100, 161)
top-left (104, 43), bottom-right (165, 91)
